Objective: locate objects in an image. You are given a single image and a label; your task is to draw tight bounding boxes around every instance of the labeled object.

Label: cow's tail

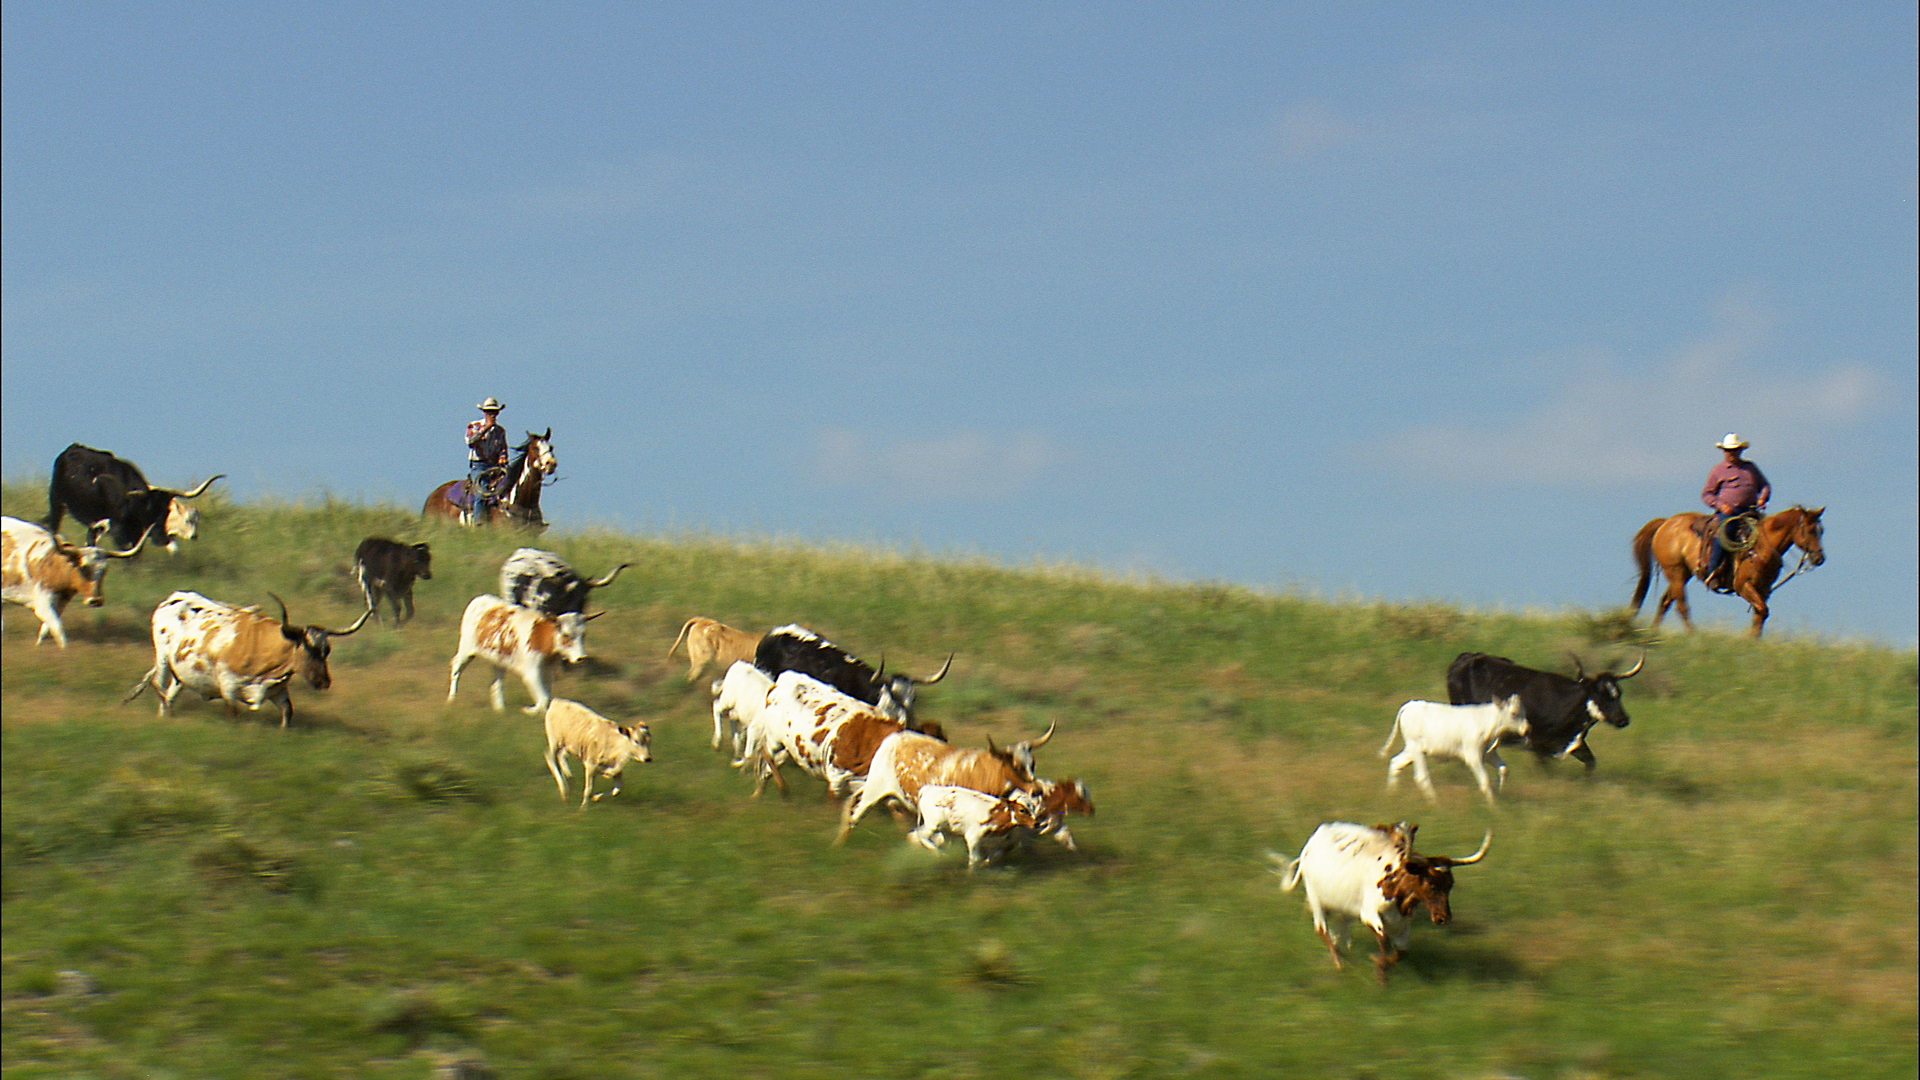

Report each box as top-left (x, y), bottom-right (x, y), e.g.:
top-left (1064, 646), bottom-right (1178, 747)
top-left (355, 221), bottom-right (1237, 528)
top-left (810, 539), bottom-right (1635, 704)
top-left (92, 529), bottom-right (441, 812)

top-left (1629, 518), bottom-right (1663, 613)
top-left (1266, 851), bottom-right (1303, 892)
top-left (666, 618), bottom-right (697, 658)
top-left (121, 664), bottom-right (159, 705)
top-left (1378, 707), bottom-right (1404, 758)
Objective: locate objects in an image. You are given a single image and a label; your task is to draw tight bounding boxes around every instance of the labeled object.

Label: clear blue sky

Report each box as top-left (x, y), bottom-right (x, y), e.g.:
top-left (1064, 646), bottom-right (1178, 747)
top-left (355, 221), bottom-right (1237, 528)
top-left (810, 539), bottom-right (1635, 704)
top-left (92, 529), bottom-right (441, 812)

top-left (5, 3), bottom-right (1915, 643)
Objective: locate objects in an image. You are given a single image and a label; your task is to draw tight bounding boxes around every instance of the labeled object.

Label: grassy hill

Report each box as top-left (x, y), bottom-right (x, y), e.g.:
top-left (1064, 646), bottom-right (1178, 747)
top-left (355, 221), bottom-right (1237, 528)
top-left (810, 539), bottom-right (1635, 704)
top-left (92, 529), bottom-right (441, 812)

top-left (4, 486), bottom-right (1915, 1079)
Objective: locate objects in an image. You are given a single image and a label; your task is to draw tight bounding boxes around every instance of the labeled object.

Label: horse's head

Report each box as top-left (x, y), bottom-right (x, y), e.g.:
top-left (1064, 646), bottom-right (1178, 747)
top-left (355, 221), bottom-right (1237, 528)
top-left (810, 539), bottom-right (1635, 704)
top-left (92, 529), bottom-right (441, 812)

top-left (522, 429), bottom-right (557, 477)
top-left (1786, 505), bottom-right (1825, 565)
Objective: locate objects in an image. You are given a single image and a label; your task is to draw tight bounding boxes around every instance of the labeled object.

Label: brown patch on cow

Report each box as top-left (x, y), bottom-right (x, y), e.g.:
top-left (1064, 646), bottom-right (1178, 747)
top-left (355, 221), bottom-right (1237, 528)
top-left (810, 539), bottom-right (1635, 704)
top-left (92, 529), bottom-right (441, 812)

top-left (527, 616), bottom-right (557, 657)
top-left (215, 611), bottom-right (301, 678)
top-left (830, 714), bottom-right (907, 775)
top-left (476, 607), bottom-right (520, 655)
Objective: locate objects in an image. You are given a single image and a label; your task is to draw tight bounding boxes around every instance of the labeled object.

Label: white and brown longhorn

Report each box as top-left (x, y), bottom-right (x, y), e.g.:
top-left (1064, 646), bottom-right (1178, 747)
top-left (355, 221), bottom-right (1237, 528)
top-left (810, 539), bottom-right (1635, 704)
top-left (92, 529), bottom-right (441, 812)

top-left (126, 590), bottom-right (371, 727)
top-left (2, 516), bottom-right (149, 647)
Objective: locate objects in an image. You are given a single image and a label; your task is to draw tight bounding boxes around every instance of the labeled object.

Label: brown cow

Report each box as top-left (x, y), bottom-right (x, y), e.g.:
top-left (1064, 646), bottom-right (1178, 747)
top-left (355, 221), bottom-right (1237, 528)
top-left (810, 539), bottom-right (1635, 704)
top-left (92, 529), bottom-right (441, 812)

top-left (668, 616), bottom-right (763, 682)
top-left (127, 591), bottom-right (371, 727)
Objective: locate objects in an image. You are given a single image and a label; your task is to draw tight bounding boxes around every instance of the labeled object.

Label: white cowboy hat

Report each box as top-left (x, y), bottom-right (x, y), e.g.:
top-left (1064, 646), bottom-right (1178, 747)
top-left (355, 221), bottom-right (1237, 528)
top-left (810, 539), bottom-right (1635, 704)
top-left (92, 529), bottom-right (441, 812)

top-left (477, 397), bottom-right (505, 412)
top-left (1715, 433), bottom-right (1750, 451)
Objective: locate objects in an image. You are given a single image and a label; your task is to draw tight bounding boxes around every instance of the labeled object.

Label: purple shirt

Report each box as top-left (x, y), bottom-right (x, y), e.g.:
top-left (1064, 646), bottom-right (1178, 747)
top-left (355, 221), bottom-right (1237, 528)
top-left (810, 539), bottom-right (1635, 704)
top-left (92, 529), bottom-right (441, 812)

top-left (1701, 459), bottom-right (1770, 513)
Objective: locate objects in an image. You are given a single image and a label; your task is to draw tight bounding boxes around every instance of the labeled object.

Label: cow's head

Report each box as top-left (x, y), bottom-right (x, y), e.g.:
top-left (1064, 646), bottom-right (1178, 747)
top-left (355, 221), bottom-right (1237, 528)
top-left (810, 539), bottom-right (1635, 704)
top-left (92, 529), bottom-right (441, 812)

top-left (1039, 777), bottom-right (1094, 817)
top-left (985, 721), bottom-right (1055, 780)
top-left (270, 593), bottom-right (373, 690)
top-left (873, 653), bottom-right (954, 719)
top-left (1570, 653), bottom-right (1643, 729)
top-left (410, 543), bottom-right (434, 580)
top-left (1377, 826), bottom-right (1491, 926)
top-left (616, 721), bottom-right (653, 764)
top-left (150, 475), bottom-right (223, 552)
top-left (52, 528), bottom-right (150, 606)
top-left (551, 611), bottom-right (602, 664)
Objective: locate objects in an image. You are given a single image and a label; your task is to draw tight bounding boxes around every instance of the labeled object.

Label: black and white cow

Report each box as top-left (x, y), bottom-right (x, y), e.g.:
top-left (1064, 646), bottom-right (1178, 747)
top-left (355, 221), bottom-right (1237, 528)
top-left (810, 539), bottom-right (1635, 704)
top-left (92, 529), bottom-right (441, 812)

top-left (45, 444), bottom-right (223, 553)
top-left (1446, 652), bottom-right (1643, 770)
top-left (353, 538), bottom-right (433, 624)
top-left (498, 548), bottom-right (630, 616)
top-left (752, 624), bottom-right (951, 724)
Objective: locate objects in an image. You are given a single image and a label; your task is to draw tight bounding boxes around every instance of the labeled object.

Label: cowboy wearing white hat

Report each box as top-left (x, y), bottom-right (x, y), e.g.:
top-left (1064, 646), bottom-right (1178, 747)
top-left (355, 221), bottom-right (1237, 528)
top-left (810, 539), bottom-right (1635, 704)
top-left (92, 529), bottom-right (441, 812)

top-left (1698, 433), bottom-right (1770, 592)
top-left (466, 398), bottom-right (510, 518)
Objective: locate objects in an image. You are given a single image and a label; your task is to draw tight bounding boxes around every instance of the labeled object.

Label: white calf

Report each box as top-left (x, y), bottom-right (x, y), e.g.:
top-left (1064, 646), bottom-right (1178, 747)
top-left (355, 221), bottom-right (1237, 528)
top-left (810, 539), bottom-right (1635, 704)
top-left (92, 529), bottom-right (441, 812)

top-left (710, 660), bottom-right (775, 759)
top-left (909, 785), bottom-right (1044, 871)
top-left (544, 699), bottom-right (652, 807)
top-left (1380, 695), bottom-right (1527, 803)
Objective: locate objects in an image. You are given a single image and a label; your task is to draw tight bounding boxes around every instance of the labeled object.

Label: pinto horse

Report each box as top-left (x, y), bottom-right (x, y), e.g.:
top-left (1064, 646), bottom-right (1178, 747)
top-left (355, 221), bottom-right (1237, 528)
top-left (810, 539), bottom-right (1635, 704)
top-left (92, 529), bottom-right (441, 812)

top-left (423, 429), bottom-right (556, 531)
top-left (1630, 505), bottom-right (1825, 639)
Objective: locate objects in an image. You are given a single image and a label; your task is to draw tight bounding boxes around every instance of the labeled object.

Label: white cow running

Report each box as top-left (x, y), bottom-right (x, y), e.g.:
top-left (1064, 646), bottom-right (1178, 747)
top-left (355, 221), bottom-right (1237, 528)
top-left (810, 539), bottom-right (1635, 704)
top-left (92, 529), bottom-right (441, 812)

top-left (1379, 695), bottom-right (1528, 803)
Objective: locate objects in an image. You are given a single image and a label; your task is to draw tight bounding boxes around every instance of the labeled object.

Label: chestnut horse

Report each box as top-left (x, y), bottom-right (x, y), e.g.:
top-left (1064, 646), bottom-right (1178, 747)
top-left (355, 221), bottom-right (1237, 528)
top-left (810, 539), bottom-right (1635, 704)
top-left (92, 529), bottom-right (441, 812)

top-left (423, 429), bottom-right (556, 531)
top-left (1630, 505), bottom-right (1825, 638)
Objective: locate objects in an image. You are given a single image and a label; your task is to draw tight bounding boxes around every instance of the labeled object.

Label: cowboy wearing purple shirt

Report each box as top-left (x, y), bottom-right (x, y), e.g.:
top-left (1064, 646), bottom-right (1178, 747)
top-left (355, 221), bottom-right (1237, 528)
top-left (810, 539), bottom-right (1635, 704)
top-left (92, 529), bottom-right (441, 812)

top-left (1699, 433), bottom-right (1770, 592)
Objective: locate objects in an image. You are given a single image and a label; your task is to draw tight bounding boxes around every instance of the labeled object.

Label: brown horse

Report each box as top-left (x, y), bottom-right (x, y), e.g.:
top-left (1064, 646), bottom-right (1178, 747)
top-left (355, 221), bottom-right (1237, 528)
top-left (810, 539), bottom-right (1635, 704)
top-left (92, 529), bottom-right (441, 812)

top-left (423, 429), bottom-right (557, 531)
top-left (1630, 505), bottom-right (1825, 638)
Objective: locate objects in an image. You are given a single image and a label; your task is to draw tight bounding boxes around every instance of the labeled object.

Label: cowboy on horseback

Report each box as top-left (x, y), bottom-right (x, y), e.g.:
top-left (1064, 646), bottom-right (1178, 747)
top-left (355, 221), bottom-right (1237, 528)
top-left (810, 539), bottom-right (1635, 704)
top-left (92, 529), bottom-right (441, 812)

top-left (1698, 433), bottom-right (1770, 594)
top-left (466, 397), bottom-right (510, 520)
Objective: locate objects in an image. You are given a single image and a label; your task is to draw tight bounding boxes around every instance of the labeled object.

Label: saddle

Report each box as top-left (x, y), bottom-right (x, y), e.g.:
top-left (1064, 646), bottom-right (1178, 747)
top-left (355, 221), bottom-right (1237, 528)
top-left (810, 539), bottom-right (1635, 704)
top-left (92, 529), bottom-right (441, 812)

top-left (1696, 512), bottom-right (1760, 593)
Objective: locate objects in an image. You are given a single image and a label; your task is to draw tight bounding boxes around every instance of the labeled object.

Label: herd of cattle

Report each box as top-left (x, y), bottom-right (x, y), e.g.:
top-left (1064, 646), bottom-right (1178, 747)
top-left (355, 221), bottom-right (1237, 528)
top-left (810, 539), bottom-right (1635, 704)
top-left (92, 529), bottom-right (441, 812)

top-left (2, 443), bottom-right (1655, 982)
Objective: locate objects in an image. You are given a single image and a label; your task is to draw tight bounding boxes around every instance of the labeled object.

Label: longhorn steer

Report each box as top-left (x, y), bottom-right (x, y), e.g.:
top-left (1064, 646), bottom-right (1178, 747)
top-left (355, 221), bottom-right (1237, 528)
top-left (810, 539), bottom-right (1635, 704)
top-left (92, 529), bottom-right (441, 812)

top-left (449, 594), bottom-right (596, 713)
top-left (46, 443), bottom-right (222, 553)
top-left (543, 698), bottom-right (652, 808)
top-left (127, 591), bottom-right (371, 727)
top-left (1380, 696), bottom-right (1528, 804)
top-left (2, 516), bottom-right (147, 647)
top-left (499, 548), bottom-right (629, 617)
top-left (753, 624), bottom-right (951, 725)
top-left (670, 617), bottom-right (763, 682)
top-left (1269, 821), bottom-right (1491, 982)
top-left (836, 723), bottom-right (1054, 844)
top-left (1027, 776), bottom-right (1096, 852)
top-left (1447, 652), bottom-right (1643, 770)
top-left (353, 538), bottom-right (432, 624)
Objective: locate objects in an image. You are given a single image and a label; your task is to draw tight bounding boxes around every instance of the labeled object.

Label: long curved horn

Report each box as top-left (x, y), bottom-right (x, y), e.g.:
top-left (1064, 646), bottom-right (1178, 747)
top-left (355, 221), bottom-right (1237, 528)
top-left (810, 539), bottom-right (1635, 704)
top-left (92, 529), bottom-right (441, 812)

top-left (1614, 652), bottom-right (1645, 679)
top-left (98, 524), bottom-right (155, 559)
top-left (1439, 832), bottom-right (1493, 866)
top-left (918, 653), bottom-right (953, 685)
top-left (268, 592), bottom-right (291, 626)
top-left (585, 563), bottom-right (630, 589)
top-left (178, 474), bottom-right (226, 499)
top-left (1025, 720), bottom-right (1056, 750)
top-left (1568, 652), bottom-right (1587, 681)
top-left (314, 607), bottom-right (375, 637)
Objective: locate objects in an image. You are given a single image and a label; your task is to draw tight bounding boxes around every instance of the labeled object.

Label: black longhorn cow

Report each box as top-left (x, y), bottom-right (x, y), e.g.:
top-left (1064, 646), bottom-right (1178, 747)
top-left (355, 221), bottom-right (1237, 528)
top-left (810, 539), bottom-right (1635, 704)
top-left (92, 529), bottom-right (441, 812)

top-left (498, 548), bottom-right (629, 617)
top-left (753, 624), bottom-right (951, 725)
top-left (1446, 651), bottom-right (1644, 771)
top-left (46, 444), bottom-right (223, 553)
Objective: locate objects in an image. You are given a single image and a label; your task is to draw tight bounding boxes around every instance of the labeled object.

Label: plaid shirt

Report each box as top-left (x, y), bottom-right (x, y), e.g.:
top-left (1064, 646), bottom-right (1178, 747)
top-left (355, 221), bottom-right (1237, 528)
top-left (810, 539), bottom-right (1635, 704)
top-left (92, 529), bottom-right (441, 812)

top-left (467, 419), bottom-right (509, 467)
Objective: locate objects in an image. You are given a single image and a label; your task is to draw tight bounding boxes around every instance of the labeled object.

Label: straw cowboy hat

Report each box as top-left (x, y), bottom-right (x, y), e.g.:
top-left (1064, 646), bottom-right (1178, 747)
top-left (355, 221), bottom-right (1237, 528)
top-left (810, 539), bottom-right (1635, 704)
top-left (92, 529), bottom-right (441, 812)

top-left (1714, 433), bottom-right (1750, 451)
top-left (477, 397), bottom-right (505, 412)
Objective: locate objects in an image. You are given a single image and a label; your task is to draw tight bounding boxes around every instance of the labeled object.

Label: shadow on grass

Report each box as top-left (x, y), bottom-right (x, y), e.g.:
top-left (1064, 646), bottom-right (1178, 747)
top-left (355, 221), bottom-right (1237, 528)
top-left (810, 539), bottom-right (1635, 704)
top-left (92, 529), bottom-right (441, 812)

top-left (1400, 940), bottom-right (1529, 985)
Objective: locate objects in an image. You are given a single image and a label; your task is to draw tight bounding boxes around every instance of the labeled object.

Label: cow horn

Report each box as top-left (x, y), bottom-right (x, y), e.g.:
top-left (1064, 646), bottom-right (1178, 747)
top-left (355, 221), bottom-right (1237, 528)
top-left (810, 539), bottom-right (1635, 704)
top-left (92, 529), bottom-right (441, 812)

top-left (98, 524), bottom-right (154, 559)
top-left (985, 734), bottom-right (1000, 755)
top-left (268, 592), bottom-right (291, 626)
top-left (179, 473), bottom-right (225, 499)
top-left (1025, 720), bottom-right (1056, 750)
top-left (584, 611), bottom-right (607, 621)
top-left (314, 606), bottom-right (375, 637)
top-left (585, 563), bottom-right (630, 588)
top-left (1440, 832), bottom-right (1494, 867)
top-left (1614, 652), bottom-right (1645, 679)
top-left (918, 653), bottom-right (954, 685)
top-left (1568, 653), bottom-right (1588, 681)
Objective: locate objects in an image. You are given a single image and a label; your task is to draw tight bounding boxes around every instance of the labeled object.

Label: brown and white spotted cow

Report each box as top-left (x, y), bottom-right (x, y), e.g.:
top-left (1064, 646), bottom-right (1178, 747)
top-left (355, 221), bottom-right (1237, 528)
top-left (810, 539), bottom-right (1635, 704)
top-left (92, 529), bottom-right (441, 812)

top-left (126, 591), bottom-right (371, 727)
top-left (739, 671), bottom-right (912, 798)
top-left (2, 515), bottom-right (147, 647)
top-left (448, 594), bottom-right (597, 714)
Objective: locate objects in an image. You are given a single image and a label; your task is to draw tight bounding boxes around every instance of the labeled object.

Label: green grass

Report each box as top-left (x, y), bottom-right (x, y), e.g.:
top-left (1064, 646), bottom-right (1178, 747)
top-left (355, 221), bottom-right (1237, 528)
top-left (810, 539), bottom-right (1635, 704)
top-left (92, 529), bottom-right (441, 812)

top-left (4, 484), bottom-right (1915, 1078)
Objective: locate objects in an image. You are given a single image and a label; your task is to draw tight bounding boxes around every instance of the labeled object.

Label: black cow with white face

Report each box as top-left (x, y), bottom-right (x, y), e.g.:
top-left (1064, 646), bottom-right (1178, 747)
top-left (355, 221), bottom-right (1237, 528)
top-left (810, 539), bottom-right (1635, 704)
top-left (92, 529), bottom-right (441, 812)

top-left (752, 624), bottom-right (951, 724)
top-left (353, 537), bottom-right (433, 624)
top-left (498, 548), bottom-right (629, 616)
top-left (1446, 652), bottom-right (1643, 770)
top-left (46, 444), bottom-right (223, 553)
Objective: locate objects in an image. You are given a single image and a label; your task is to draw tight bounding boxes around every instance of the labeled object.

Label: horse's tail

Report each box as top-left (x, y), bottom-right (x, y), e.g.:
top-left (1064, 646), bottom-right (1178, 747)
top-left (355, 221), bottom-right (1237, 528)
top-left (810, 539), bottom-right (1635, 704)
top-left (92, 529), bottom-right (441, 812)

top-left (1629, 518), bottom-right (1663, 613)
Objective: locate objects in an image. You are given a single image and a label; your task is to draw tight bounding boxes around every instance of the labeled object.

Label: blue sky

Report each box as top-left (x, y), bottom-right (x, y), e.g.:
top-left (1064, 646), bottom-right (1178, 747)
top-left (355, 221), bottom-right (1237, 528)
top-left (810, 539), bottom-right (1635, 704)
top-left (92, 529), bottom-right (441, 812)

top-left (5, 3), bottom-right (1915, 643)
